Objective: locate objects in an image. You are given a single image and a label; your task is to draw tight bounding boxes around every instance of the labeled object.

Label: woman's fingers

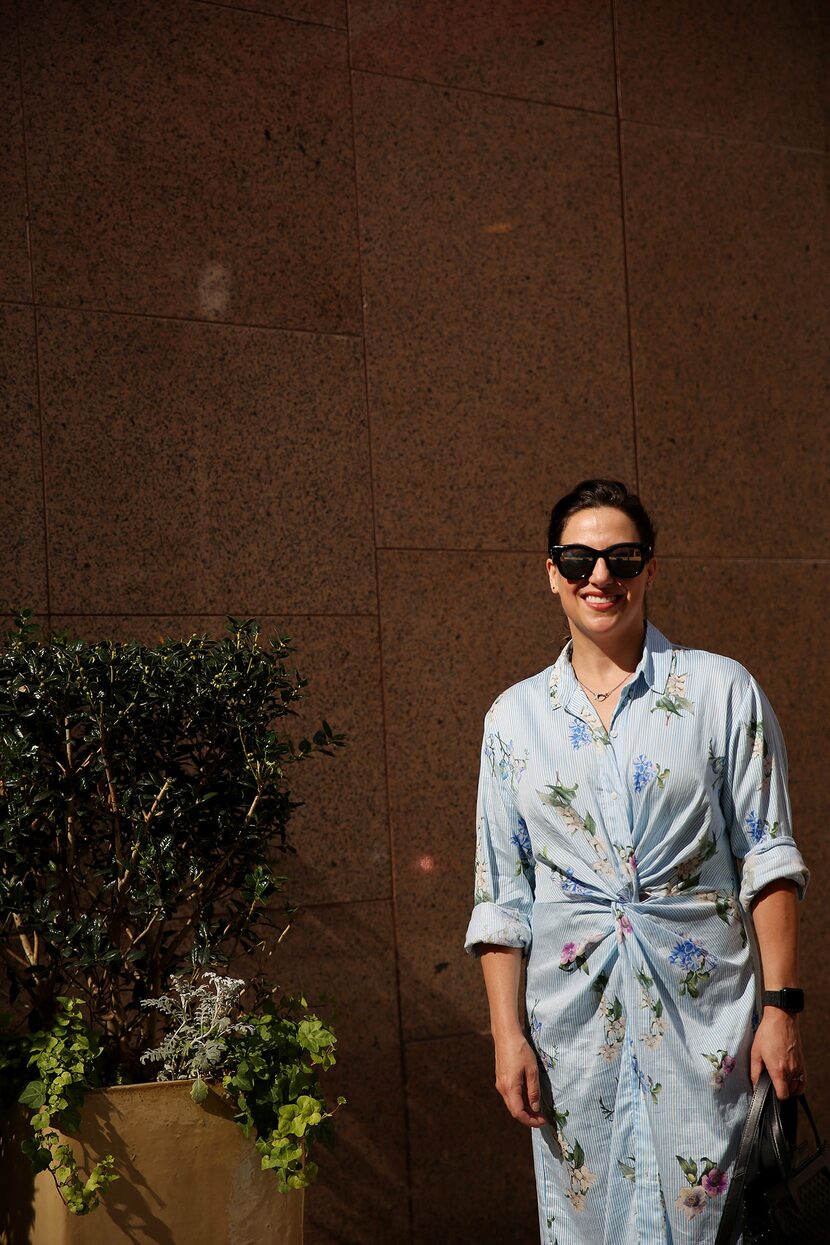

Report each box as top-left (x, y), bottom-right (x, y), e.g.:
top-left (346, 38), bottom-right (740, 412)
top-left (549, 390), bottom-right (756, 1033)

top-left (750, 1012), bottom-right (806, 1099)
top-left (525, 1060), bottom-right (542, 1114)
top-left (494, 1038), bottom-right (547, 1127)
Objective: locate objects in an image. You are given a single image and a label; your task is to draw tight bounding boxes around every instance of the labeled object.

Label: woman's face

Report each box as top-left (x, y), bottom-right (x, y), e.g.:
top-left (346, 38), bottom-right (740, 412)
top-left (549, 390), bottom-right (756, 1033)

top-left (545, 506), bottom-right (656, 645)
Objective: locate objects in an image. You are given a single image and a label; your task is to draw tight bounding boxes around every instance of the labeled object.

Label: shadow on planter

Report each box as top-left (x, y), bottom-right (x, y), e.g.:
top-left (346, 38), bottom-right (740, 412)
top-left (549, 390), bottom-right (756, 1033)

top-left (0, 1081), bottom-right (303, 1245)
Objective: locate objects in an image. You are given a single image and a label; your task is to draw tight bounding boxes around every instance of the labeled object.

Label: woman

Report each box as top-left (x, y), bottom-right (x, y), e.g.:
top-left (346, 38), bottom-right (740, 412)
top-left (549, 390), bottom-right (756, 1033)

top-left (465, 479), bottom-right (808, 1244)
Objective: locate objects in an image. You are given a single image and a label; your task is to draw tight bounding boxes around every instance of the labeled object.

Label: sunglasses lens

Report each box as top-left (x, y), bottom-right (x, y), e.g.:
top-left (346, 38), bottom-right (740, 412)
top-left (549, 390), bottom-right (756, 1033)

top-left (606, 545), bottom-right (646, 577)
top-left (557, 549), bottom-right (595, 579)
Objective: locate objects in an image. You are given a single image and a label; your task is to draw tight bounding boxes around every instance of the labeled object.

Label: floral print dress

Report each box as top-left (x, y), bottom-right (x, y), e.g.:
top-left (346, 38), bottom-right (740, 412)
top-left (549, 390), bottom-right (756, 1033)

top-left (464, 621), bottom-right (808, 1245)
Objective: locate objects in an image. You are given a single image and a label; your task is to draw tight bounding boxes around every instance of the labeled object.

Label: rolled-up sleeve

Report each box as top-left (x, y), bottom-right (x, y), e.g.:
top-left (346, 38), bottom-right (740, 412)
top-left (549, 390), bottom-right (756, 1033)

top-left (464, 709), bottom-right (535, 957)
top-left (720, 674), bottom-right (809, 910)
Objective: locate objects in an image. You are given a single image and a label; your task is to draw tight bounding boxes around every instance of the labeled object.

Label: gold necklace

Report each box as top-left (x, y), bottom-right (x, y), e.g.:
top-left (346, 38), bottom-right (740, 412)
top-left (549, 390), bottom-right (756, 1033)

top-left (569, 656), bottom-right (631, 702)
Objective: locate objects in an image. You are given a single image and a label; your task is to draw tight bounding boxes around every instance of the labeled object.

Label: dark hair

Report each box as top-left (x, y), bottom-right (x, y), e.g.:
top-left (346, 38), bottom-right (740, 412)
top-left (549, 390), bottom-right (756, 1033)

top-left (547, 479), bottom-right (656, 552)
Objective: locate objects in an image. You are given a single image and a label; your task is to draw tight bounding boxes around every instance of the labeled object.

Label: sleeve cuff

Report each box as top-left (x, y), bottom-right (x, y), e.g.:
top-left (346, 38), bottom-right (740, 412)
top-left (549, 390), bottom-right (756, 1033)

top-left (738, 839), bottom-right (810, 909)
top-left (464, 902), bottom-right (532, 958)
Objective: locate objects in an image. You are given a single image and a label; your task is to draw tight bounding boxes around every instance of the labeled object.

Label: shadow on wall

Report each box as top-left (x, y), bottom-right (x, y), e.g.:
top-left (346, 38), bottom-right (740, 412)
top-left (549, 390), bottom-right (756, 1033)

top-left (0, 1108), bottom-right (35, 1245)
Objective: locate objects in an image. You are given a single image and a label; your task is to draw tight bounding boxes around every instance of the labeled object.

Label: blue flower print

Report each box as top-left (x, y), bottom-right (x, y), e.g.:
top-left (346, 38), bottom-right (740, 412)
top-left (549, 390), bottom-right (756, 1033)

top-left (485, 732), bottom-right (528, 791)
top-left (744, 810), bottom-right (780, 844)
top-left (669, 937), bottom-right (718, 998)
top-left (569, 720), bottom-right (593, 751)
top-left (631, 1048), bottom-right (662, 1104)
top-left (633, 755), bottom-right (657, 793)
top-left (511, 816), bottom-right (533, 871)
top-left (633, 755), bottom-right (670, 794)
top-left (560, 868), bottom-right (592, 896)
top-left (745, 811), bottom-right (765, 844)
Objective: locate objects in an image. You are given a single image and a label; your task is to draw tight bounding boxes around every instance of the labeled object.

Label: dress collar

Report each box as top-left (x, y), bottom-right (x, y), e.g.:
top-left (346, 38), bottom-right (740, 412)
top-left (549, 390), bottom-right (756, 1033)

top-left (548, 619), bottom-right (676, 712)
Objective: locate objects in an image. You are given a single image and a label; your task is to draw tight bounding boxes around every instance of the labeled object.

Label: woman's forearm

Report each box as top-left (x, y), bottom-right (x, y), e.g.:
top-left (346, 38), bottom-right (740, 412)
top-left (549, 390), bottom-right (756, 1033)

top-left (750, 878), bottom-right (800, 991)
top-left (479, 945), bottom-right (524, 1038)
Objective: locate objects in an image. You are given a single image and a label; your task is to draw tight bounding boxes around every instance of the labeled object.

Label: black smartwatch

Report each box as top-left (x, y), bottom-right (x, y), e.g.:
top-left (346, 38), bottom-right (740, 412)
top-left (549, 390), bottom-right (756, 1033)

top-left (762, 988), bottom-right (804, 1014)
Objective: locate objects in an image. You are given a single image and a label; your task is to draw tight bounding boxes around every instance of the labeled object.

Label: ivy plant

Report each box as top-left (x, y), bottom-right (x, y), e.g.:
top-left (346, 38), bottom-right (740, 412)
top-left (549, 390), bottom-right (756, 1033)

top-left (0, 610), bottom-right (345, 1212)
top-left (140, 970), bottom-right (344, 1190)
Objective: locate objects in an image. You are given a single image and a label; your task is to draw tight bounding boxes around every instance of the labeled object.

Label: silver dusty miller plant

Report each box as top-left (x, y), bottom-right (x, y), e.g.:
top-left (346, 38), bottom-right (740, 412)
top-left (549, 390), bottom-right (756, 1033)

top-left (140, 971), bottom-right (253, 1103)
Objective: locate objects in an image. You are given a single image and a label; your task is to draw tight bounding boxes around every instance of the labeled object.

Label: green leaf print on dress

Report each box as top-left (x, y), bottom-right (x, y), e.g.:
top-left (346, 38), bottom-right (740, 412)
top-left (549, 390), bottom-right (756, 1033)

top-left (707, 740), bottom-right (726, 788)
top-left (702, 1049), bottom-right (736, 1091)
top-left (539, 777), bottom-right (615, 880)
top-left (652, 652), bottom-right (695, 721)
top-left (473, 818), bottom-right (492, 905)
top-left (648, 828), bottom-right (717, 896)
top-left (694, 889), bottom-right (747, 946)
top-left (635, 965), bottom-right (667, 1049)
top-left (592, 971), bottom-right (626, 1061)
top-left (746, 718), bottom-right (774, 791)
top-left (552, 1107), bottom-right (597, 1215)
top-left (529, 1000), bottom-right (557, 1073)
top-left (632, 1049), bottom-right (662, 1104)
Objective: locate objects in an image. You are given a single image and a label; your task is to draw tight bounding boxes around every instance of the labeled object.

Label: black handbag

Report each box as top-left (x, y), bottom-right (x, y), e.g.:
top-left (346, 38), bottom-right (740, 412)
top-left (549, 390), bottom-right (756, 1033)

top-left (715, 1069), bottom-right (830, 1244)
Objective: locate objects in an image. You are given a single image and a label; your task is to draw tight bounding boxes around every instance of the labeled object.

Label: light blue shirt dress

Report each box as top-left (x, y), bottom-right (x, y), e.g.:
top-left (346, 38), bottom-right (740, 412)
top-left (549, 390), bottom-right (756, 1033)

top-left (464, 620), bottom-right (809, 1244)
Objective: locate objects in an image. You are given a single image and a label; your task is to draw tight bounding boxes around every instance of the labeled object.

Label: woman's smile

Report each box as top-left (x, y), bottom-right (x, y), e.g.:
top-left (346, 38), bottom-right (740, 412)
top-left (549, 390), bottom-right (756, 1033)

top-left (581, 592), bottom-right (623, 611)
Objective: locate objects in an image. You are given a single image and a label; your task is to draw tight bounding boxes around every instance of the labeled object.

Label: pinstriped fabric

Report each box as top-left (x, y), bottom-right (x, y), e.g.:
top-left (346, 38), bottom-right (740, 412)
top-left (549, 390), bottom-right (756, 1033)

top-left (465, 621), bottom-right (809, 1244)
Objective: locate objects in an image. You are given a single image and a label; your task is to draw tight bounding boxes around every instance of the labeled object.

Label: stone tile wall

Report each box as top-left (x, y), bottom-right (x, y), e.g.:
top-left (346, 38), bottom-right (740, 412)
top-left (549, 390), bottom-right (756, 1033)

top-left (1, 3), bottom-right (827, 1241)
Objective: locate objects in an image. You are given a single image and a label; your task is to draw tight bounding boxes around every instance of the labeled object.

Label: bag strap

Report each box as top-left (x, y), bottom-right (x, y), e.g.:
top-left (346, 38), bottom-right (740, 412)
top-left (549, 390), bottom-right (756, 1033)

top-left (715, 1070), bottom-right (774, 1245)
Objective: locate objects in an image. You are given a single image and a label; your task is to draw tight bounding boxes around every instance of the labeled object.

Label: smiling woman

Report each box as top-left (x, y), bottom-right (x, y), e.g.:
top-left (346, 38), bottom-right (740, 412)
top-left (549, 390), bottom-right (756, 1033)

top-left (465, 479), bottom-right (809, 1245)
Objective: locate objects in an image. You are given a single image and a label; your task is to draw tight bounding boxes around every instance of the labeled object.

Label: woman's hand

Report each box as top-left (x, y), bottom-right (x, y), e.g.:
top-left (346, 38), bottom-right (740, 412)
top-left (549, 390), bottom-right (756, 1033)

top-left (493, 1027), bottom-right (547, 1128)
top-left (750, 1008), bottom-right (806, 1099)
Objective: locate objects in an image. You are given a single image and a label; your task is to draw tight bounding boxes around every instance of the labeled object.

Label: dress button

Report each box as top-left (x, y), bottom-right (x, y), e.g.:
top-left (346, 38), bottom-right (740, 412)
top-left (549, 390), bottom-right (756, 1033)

top-left (611, 792), bottom-right (618, 801)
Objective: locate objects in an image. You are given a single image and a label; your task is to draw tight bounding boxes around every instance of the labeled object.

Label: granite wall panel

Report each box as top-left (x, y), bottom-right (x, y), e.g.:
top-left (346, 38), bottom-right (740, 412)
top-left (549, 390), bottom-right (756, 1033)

top-left (353, 70), bottom-right (635, 551)
top-left (624, 125), bottom-right (829, 555)
top-left (617, 0), bottom-right (828, 149)
top-left (0, 304), bottom-right (46, 613)
top-left (37, 309), bottom-right (376, 616)
top-left (0, 1), bottom-right (29, 302)
top-left (19, 0), bottom-right (359, 329)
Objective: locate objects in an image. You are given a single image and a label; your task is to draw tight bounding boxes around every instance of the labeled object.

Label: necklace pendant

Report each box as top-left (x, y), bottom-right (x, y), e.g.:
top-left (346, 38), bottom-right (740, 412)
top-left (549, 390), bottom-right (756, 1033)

top-left (595, 691), bottom-right (609, 701)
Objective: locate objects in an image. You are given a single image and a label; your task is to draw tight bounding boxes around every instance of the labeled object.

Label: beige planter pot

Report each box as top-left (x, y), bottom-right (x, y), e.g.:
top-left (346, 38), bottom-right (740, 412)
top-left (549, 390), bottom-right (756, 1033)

top-left (0, 1081), bottom-right (304, 1245)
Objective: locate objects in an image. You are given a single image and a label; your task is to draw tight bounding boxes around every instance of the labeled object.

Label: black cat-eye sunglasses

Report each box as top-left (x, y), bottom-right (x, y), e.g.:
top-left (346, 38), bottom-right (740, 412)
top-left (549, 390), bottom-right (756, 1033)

top-left (549, 542), bottom-right (653, 580)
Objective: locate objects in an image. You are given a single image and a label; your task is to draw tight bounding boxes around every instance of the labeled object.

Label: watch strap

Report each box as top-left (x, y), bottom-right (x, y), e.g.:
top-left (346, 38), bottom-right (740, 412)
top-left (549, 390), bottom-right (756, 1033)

top-left (763, 988), bottom-right (804, 1013)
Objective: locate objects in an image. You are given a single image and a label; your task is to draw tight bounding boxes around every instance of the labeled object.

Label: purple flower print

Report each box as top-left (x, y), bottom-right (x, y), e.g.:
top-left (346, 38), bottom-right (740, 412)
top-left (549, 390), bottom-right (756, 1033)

top-left (615, 913), bottom-right (633, 941)
top-left (560, 942), bottom-right (578, 965)
top-left (702, 1168), bottom-right (728, 1197)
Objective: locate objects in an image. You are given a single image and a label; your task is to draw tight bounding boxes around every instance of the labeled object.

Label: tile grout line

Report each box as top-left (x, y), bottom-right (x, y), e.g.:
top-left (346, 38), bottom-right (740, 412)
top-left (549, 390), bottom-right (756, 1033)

top-left (14, 1), bottom-right (51, 632)
top-left (611, 0), bottom-right (641, 497)
top-left (44, 611), bottom-right (380, 620)
top-left (0, 296), bottom-right (364, 341)
top-left (189, 0), bottom-right (347, 33)
top-left (345, 7), bottom-right (415, 1240)
top-left (351, 63), bottom-right (617, 120)
top-left (355, 549), bottom-right (830, 563)
top-left (352, 66), bottom-right (829, 158)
